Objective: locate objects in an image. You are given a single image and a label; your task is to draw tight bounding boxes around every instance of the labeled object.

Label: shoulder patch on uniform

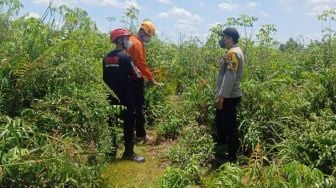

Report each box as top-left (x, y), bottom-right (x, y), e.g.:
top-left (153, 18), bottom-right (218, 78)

top-left (226, 50), bottom-right (239, 71)
top-left (226, 52), bottom-right (232, 61)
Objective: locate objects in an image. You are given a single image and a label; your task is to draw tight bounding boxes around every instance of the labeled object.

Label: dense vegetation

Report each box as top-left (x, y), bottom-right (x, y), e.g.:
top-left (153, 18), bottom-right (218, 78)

top-left (1, 1), bottom-right (335, 187)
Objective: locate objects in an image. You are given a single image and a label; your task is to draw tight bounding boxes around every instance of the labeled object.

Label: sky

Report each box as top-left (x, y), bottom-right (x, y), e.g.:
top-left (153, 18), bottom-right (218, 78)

top-left (20, 0), bottom-right (336, 44)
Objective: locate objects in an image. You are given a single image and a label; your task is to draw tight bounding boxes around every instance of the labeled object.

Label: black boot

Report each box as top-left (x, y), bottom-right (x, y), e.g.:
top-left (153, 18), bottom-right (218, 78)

top-left (122, 152), bottom-right (145, 163)
top-left (135, 135), bottom-right (150, 143)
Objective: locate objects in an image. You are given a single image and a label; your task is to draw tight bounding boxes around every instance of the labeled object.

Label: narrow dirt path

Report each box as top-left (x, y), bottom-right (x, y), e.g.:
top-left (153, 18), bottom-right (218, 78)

top-left (102, 129), bottom-right (173, 188)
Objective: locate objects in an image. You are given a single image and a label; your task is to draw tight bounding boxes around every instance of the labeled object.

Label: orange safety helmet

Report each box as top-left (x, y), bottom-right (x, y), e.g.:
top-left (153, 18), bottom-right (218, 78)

top-left (110, 28), bottom-right (131, 42)
top-left (140, 21), bottom-right (156, 37)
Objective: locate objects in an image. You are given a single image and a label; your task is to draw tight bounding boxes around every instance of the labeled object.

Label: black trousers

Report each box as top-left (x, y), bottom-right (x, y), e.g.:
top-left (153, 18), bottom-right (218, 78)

top-left (108, 85), bottom-right (136, 155)
top-left (215, 97), bottom-right (241, 159)
top-left (131, 79), bottom-right (146, 138)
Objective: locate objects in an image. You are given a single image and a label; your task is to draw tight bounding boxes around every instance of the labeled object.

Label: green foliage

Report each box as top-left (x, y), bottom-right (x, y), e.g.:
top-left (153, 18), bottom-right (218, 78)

top-left (206, 163), bottom-right (245, 188)
top-left (256, 24), bottom-right (278, 47)
top-left (284, 161), bottom-right (325, 188)
top-left (0, 116), bottom-right (103, 187)
top-left (121, 5), bottom-right (139, 33)
top-left (159, 166), bottom-right (193, 188)
top-left (159, 158), bottom-right (206, 187)
top-left (167, 127), bottom-right (214, 168)
top-left (1, 2), bottom-right (336, 187)
top-left (157, 111), bottom-right (186, 139)
top-left (206, 161), bottom-right (335, 188)
top-left (0, 3), bottom-right (116, 186)
top-left (278, 115), bottom-right (336, 175)
top-left (158, 126), bottom-right (214, 187)
top-left (279, 38), bottom-right (304, 52)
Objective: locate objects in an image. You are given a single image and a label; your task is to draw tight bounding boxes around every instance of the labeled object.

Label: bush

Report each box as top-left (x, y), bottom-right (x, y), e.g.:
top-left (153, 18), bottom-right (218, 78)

top-left (0, 116), bottom-right (104, 187)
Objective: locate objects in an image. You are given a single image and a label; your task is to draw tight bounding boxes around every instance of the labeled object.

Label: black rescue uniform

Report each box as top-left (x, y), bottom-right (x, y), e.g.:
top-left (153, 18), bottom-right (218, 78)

top-left (103, 49), bottom-right (140, 156)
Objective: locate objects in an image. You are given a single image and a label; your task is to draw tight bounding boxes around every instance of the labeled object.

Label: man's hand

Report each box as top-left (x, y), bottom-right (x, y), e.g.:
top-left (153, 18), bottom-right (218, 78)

top-left (215, 96), bottom-right (224, 110)
top-left (149, 79), bottom-right (164, 86)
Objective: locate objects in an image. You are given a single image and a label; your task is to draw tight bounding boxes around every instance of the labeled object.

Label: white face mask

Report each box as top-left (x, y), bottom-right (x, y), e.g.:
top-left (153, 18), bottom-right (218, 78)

top-left (122, 38), bottom-right (132, 49)
top-left (125, 40), bottom-right (132, 49)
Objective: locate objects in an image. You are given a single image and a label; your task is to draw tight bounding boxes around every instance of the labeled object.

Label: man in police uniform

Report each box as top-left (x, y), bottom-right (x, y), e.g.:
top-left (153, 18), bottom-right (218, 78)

top-left (215, 28), bottom-right (244, 162)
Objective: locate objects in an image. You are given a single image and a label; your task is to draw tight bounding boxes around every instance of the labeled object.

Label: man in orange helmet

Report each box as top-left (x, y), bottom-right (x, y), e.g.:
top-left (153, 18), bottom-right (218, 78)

top-left (127, 21), bottom-right (163, 142)
top-left (103, 28), bottom-right (145, 163)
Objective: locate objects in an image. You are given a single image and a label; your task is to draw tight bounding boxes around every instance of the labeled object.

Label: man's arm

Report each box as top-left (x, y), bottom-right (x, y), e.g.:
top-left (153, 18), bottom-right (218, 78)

top-left (128, 44), bottom-right (154, 81)
top-left (218, 51), bottom-right (239, 98)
